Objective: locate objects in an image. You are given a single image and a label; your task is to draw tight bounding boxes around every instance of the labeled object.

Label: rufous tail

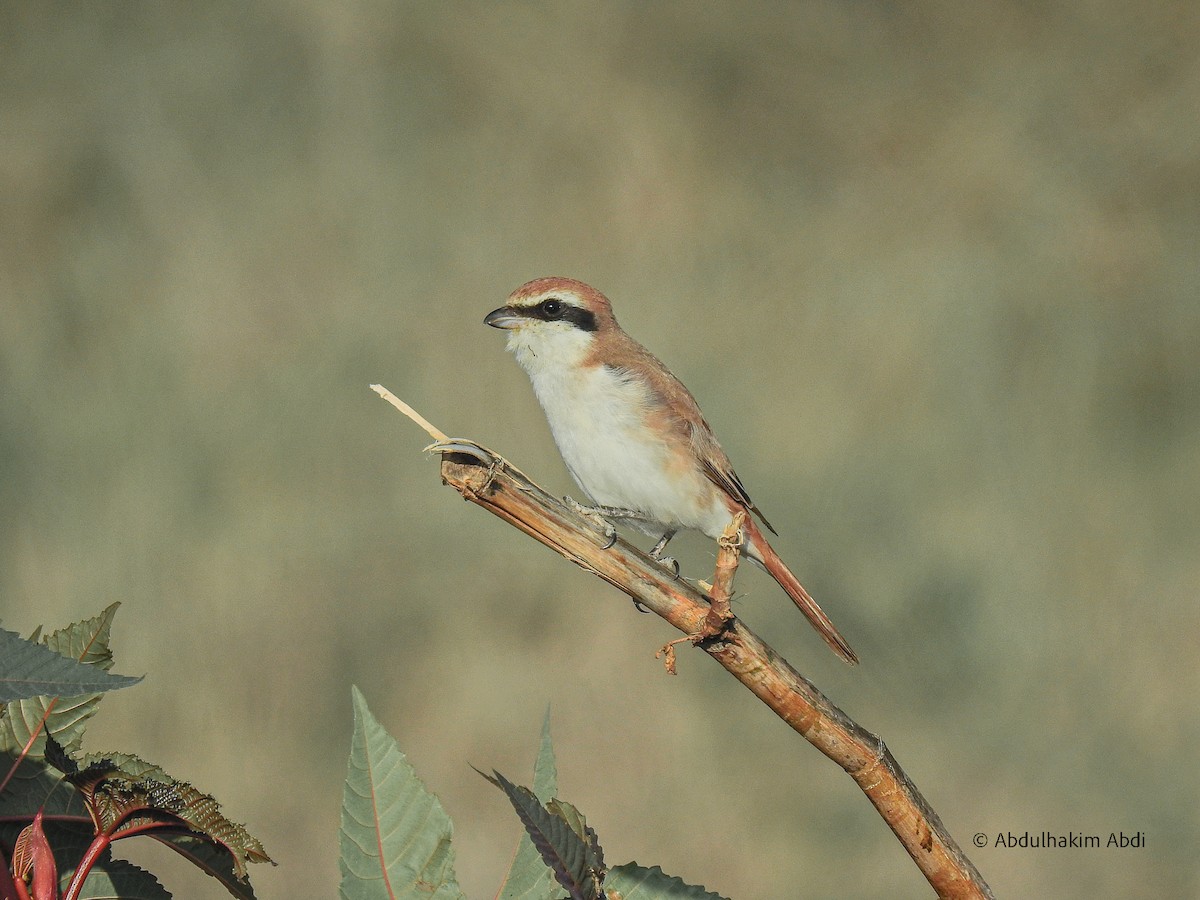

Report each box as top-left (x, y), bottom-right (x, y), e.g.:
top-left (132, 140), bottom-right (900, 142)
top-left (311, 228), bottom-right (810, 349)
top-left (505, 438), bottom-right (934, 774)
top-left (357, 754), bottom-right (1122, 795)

top-left (743, 518), bottom-right (859, 665)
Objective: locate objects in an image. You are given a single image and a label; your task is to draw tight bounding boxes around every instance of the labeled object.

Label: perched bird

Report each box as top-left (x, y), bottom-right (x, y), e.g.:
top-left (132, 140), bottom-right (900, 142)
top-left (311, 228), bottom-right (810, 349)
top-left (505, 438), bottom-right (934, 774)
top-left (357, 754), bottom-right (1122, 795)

top-left (485, 277), bottom-right (857, 664)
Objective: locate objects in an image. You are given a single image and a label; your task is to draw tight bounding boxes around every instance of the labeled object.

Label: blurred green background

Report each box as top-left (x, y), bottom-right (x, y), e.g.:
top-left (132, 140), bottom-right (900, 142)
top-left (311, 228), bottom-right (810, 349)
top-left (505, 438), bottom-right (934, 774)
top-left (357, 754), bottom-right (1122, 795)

top-left (2, 3), bottom-right (1197, 897)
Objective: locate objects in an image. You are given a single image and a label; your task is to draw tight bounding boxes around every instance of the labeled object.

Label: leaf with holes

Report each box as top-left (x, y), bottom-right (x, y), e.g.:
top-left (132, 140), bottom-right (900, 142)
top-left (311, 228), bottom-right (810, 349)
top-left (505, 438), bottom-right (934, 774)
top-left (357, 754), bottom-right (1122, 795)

top-left (56, 750), bottom-right (272, 883)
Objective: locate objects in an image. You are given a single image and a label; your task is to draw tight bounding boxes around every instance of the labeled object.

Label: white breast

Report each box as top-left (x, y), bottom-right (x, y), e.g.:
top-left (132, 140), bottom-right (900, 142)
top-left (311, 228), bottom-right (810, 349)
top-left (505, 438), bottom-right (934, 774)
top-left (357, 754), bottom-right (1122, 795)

top-left (509, 330), bottom-right (722, 533)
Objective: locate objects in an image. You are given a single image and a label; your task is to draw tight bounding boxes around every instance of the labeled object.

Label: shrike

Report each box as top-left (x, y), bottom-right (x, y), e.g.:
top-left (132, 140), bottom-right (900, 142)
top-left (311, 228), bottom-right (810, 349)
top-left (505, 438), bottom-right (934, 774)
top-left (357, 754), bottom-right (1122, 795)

top-left (485, 276), bottom-right (857, 664)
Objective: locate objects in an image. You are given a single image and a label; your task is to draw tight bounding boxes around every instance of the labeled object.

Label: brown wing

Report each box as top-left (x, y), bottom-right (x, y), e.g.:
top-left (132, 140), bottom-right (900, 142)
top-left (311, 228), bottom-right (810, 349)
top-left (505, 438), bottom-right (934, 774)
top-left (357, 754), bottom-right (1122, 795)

top-left (597, 330), bottom-right (779, 535)
top-left (693, 420), bottom-right (778, 535)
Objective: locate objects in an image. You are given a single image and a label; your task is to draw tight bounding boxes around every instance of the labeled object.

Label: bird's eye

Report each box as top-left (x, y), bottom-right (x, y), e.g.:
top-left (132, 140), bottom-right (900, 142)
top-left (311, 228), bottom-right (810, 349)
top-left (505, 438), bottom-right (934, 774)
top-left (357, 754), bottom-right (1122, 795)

top-left (540, 298), bottom-right (564, 318)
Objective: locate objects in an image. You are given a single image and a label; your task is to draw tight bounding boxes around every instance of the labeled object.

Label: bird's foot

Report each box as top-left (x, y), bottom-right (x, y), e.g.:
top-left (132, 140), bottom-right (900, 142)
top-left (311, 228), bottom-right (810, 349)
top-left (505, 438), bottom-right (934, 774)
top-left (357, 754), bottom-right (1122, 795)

top-left (648, 529), bottom-right (680, 579)
top-left (564, 496), bottom-right (618, 548)
top-left (652, 555), bottom-right (680, 578)
top-left (592, 503), bottom-right (655, 524)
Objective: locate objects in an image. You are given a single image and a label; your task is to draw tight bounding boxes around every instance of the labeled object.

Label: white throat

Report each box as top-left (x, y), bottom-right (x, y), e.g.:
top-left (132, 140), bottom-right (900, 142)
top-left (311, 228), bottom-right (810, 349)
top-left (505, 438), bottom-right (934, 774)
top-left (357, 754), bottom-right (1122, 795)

top-left (506, 321), bottom-right (594, 376)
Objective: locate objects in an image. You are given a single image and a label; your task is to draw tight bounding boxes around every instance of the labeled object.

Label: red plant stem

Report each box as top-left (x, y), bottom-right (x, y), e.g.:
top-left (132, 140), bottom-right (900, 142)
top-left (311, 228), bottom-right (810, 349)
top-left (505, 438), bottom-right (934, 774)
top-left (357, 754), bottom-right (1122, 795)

top-left (60, 833), bottom-right (111, 900)
top-left (0, 703), bottom-right (58, 797)
top-left (111, 819), bottom-right (183, 840)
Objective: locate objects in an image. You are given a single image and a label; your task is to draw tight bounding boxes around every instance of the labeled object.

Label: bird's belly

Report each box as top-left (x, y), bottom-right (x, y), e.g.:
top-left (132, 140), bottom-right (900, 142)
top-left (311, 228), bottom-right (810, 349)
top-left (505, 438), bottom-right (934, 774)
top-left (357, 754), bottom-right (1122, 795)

top-left (529, 367), bottom-right (719, 532)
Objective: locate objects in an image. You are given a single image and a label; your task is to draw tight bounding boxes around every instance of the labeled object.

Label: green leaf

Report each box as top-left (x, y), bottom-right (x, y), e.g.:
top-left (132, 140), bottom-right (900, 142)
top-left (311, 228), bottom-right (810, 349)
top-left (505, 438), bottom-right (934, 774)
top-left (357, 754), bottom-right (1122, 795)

top-left (531, 707), bottom-right (557, 802)
top-left (499, 709), bottom-right (561, 900)
top-left (60, 751), bottom-right (272, 884)
top-left (604, 864), bottom-right (731, 900)
top-left (480, 769), bottom-right (602, 900)
top-left (0, 604), bottom-right (133, 757)
top-left (150, 833), bottom-right (260, 900)
top-left (56, 832), bottom-right (172, 900)
top-left (545, 798), bottom-right (603, 876)
top-left (42, 602), bottom-right (121, 669)
top-left (339, 686), bottom-right (465, 900)
top-left (0, 626), bottom-right (141, 704)
top-left (0, 747), bottom-right (87, 820)
top-left (67, 854), bottom-right (171, 900)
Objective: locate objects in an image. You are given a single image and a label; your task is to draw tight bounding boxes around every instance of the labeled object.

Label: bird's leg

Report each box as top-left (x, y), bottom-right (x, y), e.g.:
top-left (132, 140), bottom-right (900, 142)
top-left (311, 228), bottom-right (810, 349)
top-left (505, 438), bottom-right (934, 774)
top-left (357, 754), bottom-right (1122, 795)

top-left (564, 498), bottom-right (662, 543)
top-left (648, 529), bottom-right (676, 558)
top-left (648, 529), bottom-right (680, 578)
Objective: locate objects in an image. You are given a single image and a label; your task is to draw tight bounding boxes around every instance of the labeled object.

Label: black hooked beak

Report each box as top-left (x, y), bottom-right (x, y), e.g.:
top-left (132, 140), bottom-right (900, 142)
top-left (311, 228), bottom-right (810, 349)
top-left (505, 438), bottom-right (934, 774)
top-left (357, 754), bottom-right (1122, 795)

top-left (484, 306), bottom-right (524, 329)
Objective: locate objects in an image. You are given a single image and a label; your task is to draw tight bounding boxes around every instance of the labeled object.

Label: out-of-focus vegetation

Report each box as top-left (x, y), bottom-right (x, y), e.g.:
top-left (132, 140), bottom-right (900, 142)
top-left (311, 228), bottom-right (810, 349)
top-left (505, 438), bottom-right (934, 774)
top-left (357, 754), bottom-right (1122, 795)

top-left (2, 3), bottom-right (1196, 897)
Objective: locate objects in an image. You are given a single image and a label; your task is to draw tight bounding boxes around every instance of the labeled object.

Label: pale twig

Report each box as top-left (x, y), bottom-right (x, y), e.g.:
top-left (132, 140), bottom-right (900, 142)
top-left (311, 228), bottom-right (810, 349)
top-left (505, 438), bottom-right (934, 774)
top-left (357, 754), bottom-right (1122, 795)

top-left (369, 384), bottom-right (449, 443)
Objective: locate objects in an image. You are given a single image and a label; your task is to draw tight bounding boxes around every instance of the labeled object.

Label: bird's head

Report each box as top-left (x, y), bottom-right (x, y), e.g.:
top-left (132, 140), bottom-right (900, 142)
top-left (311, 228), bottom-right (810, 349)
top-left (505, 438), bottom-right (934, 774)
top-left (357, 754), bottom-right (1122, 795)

top-left (485, 277), bottom-right (617, 370)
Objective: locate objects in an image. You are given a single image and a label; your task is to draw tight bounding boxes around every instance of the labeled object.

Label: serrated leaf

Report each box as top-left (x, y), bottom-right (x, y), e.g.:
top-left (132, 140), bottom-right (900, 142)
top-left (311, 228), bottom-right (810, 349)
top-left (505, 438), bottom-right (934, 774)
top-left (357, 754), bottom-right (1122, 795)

top-left (64, 751), bottom-right (272, 882)
top-left (44, 733), bottom-right (77, 774)
top-left (0, 749), bottom-right (88, 819)
top-left (482, 770), bottom-right (602, 900)
top-left (42, 603), bottom-right (120, 669)
top-left (0, 788), bottom-right (84, 900)
top-left (339, 686), bottom-right (465, 900)
top-left (0, 604), bottom-right (133, 757)
top-left (66, 854), bottom-right (171, 900)
top-left (499, 709), bottom-right (561, 900)
top-left (46, 823), bottom-right (172, 900)
top-left (150, 833), bottom-right (259, 900)
top-left (604, 864), bottom-right (731, 900)
top-left (0, 626), bottom-right (141, 703)
top-left (546, 799), bottom-right (603, 876)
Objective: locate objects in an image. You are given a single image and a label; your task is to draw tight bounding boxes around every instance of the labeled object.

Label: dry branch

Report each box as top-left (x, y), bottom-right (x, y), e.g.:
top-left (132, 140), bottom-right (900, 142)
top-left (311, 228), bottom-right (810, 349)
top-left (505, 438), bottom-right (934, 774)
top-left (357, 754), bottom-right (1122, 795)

top-left (372, 387), bottom-right (994, 900)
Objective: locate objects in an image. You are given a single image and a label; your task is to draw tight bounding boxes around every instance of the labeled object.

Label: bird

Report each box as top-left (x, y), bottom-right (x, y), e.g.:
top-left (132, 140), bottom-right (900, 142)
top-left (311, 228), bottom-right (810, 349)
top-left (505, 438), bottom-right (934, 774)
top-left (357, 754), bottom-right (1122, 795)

top-left (484, 276), bottom-right (857, 664)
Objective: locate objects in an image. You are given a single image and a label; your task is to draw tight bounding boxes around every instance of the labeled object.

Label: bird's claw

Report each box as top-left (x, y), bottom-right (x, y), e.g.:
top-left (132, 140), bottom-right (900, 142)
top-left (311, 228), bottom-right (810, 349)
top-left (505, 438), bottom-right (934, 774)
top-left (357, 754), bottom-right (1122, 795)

top-left (565, 496), bottom-right (618, 548)
top-left (655, 555), bottom-right (680, 579)
top-left (599, 523), bottom-right (617, 549)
